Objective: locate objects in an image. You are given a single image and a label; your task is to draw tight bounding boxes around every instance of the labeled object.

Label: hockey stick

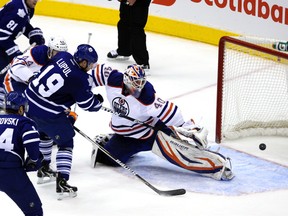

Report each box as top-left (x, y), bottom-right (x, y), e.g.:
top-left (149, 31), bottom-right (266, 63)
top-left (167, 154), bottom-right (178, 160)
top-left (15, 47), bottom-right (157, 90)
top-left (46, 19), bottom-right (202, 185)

top-left (0, 42), bottom-right (36, 75)
top-left (73, 125), bottom-right (186, 196)
top-left (87, 33), bottom-right (92, 44)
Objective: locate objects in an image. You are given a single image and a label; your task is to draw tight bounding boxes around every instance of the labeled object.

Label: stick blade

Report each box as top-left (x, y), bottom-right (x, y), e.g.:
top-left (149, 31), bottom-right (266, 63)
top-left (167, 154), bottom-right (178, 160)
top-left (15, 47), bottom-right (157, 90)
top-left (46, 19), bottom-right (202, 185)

top-left (158, 188), bottom-right (186, 196)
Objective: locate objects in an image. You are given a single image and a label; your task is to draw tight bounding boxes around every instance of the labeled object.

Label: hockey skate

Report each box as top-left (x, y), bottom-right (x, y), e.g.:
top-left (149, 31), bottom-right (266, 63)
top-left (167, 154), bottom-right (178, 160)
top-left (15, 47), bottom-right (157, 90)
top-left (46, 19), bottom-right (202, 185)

top-left (213, 157), bottom-right (235, 181)
top-left (37, 162), bottom-right (57, 184)
top-left (56, 173), bottom-right (78, 200)
top-left (107, 50), bottom-right (130, 60)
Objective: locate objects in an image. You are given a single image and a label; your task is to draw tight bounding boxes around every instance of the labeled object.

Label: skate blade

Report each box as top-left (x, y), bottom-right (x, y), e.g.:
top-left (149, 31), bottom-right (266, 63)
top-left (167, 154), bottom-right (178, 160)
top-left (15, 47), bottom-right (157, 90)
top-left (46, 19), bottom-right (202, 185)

top-left (221, 171), bottom-right (235, 181)
top-left (57, 190), bottom-right (77, 201)
top-left (37, 176), bottom-right (56, 184)
top-left (108, 56), bottom-right (130, 61)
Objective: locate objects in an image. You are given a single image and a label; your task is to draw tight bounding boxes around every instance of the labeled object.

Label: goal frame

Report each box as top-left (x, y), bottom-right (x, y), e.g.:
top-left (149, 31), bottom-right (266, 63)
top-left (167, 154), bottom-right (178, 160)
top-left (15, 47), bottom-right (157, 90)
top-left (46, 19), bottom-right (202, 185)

top-left (215, 36), bottom-right (288, 143)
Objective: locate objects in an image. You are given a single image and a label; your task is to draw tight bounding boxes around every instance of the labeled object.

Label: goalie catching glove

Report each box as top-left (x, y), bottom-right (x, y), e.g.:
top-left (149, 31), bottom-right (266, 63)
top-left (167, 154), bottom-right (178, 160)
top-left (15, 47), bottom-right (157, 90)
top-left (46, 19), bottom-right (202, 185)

top-left (172, 119), bottom-right (208, 149)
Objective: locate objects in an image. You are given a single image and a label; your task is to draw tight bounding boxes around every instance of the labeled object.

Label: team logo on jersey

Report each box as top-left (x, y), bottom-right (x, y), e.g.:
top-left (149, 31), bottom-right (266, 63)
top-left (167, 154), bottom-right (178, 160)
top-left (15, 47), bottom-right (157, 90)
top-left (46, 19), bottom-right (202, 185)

top-left (17, 9), bottom-right (26, 18)
top-left (112, 97), bottom-right (129, 116)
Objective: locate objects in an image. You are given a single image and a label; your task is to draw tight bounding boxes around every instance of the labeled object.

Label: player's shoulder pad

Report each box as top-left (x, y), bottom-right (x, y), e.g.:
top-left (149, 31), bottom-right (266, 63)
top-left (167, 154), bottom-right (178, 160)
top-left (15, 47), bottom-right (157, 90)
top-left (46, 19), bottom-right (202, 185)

top-left (30, 45), bottom-right (49, 65)
top-left (7, 0), bottom-right (28, 15)
top-left (0, 0), bottom-right (20, 18)
top-left (20, 115), bottom-right (39, 131)
top-left (137, 81), bottom-right (156, 105)
top-left (18, 114), bottom-right (35, 123)
top-left (7, 114), bottom-right (37, 130)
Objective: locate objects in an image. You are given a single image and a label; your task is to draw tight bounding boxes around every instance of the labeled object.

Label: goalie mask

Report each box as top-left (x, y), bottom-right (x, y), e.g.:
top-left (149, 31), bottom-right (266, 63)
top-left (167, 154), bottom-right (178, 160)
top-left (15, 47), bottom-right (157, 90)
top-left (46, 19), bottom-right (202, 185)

top-left (47, 36), bottom-right (68, 58)
top-left (123, 64), bottom-right (147, 98)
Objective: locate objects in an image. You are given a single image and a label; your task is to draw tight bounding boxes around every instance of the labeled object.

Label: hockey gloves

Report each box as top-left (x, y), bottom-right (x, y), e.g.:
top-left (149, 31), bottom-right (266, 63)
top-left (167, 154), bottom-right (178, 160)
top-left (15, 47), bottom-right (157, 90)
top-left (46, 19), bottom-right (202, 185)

top-left (28, 28), bottom-right (45, 45)
top-left (87, 94), bottom-right (104, 112)
top-left (67, 111), bottom-right (78, 125)
top-left (24, 156), bottom-right (41, 172)
top-left (95, 94), bottom-right (104, 103)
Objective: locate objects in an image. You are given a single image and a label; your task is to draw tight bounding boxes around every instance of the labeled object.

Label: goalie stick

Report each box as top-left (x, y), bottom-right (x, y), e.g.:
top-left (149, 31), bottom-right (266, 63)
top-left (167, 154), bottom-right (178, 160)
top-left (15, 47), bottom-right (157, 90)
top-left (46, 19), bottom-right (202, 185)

top-left (101, 106), bottom-right (155, 128)
top-left (73, 126), bottom-right (186, 196)
top-left (0, 42), bottom-right (36, 75)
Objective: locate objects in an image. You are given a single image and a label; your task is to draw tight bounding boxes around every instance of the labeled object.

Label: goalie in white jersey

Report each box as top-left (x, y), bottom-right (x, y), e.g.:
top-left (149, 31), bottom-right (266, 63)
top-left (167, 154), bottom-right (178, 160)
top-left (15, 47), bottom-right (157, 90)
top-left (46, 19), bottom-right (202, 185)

top-left (89, 64), bottom-right (234, 180)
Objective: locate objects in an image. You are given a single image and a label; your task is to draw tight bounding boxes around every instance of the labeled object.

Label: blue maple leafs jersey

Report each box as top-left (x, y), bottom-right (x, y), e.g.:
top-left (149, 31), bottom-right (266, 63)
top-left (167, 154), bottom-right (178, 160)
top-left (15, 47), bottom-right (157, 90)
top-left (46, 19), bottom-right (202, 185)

top-left (0, 114), bottom-right (40, 167)
top-left (25, 51), bottom-right (102, 118)
top-left (0, 0), bottom-right (35, 51)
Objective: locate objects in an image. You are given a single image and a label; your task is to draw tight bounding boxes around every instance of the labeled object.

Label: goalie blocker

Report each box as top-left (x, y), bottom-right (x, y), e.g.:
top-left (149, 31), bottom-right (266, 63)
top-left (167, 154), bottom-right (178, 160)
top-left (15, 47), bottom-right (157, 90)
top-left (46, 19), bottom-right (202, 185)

top-left (91, 128), bottom-right (234, 181)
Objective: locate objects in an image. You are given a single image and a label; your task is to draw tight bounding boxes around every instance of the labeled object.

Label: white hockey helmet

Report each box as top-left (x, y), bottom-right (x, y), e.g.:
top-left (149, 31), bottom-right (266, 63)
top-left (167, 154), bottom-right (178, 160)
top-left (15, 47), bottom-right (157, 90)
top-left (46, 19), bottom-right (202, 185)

top-left (48, 36), bottom-right (68, 52)
top-left (123, 64), bottom-right (146, 98)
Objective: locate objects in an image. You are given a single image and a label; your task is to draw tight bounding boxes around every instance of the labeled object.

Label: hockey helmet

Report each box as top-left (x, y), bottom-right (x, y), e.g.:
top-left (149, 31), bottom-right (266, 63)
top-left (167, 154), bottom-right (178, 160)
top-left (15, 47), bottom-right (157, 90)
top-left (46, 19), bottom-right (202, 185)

top-left (48, 36), bottom-right (68, 52)
top-left (123, 64), bottom-right (146, 98)
top-left (5, 91), bottom-right (29, 112)
top-left (73, 44), bottom-right (98, 68)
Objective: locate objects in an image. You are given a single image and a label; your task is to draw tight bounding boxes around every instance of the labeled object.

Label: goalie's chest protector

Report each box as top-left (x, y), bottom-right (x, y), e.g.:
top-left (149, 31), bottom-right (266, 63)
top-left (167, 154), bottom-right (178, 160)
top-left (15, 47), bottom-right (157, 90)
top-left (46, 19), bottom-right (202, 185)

top-left (105, 80), bottom-right (155, 139)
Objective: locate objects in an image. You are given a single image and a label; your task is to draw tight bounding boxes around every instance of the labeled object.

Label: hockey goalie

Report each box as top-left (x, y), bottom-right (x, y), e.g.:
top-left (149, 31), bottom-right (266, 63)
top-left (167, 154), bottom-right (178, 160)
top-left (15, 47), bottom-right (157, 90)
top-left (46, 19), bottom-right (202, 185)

top-left (89, 63), bottom-right (234, 181)
top-left (92, 125), bottom-right (234, 181)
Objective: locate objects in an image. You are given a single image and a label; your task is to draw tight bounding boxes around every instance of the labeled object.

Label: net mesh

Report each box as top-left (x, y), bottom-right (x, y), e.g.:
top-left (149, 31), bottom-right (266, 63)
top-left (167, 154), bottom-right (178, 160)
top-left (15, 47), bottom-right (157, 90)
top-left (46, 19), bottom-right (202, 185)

top-left (218, 36), bottom-right (288, 141)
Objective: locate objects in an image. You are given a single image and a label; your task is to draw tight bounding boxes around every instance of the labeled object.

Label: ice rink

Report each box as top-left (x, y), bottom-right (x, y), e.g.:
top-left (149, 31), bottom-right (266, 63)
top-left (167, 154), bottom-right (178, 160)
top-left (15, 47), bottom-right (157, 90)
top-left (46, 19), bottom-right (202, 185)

top-left (1, 15), bottom-right (288, 216)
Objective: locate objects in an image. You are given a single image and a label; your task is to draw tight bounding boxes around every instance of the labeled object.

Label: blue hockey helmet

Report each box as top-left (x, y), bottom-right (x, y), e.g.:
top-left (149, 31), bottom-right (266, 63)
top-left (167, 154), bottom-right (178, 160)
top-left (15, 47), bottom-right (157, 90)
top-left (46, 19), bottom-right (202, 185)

top-left (5, 91), bottom-right (28, 112)
top-left (73, 44), bottom-right (98, 68)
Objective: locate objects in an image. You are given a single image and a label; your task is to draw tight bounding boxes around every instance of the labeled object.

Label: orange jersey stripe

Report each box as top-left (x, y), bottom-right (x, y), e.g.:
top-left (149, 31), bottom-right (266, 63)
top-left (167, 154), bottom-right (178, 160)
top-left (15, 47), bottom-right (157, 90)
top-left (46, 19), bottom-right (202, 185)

top-left (4, 73), bottom-right (13, 93)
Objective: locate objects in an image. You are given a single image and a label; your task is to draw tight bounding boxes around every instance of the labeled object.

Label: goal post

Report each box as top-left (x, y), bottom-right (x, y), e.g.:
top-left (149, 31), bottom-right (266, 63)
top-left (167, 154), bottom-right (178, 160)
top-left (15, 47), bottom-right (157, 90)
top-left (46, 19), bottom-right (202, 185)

top-left (215, 36), bottom-right (288, 143)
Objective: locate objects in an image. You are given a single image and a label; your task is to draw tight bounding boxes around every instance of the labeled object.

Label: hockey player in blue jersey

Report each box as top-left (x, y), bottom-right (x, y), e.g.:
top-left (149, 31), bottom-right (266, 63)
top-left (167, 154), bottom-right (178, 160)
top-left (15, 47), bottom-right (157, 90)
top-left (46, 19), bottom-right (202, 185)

top-left (0, 0), bottom-right (45, 72)
top-left (89, 64), bottom-right (234, 180)
top-left (25, 44), bottom-right (104, 198)
top-left (0, 91), bottom-right (43, 216)
top-left (0, 36), bottom-right (68, 108)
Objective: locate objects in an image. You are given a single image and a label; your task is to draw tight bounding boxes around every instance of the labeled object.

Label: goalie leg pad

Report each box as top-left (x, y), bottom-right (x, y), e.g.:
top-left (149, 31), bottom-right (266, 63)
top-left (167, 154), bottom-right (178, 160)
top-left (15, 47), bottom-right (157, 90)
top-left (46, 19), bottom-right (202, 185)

top-left (152, 131), bottom-right (234, 180)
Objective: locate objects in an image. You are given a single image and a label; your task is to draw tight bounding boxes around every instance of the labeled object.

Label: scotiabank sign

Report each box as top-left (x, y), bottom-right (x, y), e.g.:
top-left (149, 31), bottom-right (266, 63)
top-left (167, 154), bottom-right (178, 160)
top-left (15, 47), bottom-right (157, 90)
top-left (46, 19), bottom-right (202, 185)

top-left (152, 0), bottom-right (288, 25)
top-left (152, 0), bottom-right (176, 6)
top-left (53, 0), bottom-right (286, 40)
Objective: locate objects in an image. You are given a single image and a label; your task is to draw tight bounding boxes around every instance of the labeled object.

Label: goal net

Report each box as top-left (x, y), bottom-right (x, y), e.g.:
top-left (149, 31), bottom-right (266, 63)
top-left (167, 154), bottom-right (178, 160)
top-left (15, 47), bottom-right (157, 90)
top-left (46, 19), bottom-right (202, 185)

top-left (215, 36), bottom-right (288, 143)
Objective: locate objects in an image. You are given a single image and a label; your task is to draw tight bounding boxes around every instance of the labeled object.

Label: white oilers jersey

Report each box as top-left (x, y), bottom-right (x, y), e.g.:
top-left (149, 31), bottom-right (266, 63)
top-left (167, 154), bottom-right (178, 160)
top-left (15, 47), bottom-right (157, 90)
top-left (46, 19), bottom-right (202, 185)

top-left (89, 64), bottom-right (185, 139)
top-left (8, 45), bottom-right (49, 84)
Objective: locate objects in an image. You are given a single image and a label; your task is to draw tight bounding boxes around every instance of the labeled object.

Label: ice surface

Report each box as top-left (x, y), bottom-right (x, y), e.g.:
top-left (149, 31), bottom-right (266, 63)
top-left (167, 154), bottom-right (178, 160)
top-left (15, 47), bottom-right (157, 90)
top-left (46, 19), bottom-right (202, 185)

top-left (1, 16), bottom-right (288, 216)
